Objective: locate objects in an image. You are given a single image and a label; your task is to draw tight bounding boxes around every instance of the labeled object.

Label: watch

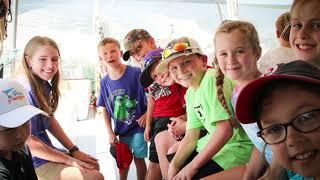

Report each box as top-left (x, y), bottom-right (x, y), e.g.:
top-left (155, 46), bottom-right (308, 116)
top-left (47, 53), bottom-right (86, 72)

top-left (69, 145), bottom-right (79, 155)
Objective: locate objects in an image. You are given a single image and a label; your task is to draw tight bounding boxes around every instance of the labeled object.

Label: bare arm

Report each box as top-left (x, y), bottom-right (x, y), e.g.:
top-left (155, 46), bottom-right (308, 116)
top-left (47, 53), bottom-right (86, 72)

top-left (144, 94), bottom-right (155, 141)
top-left (26, 135), bottom-right (94, 170)
top-left (100, 107), bottom-right (117, 146)
top-left (48, 116), bottom-right (99, 170)
top-left (168, 128), bottom-right (200, 179)
top-left (174, 120), bottom-right (233, 179)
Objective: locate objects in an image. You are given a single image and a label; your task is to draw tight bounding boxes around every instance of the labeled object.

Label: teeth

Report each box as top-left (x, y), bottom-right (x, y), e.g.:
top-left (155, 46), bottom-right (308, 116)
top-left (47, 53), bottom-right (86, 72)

top-left (295, 152), bottom-right (313, 160)
top-left (180, 74), bottom-right (191, 80)
top-left (298, 44), bottom-right (313, 50)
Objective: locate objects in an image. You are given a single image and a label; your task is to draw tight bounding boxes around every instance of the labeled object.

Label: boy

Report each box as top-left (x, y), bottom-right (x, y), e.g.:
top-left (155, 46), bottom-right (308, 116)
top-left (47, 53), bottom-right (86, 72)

top-left (122, 29), bottom-right (157, 67)
top-left (0, 79), bottom-right (47, 180)
top-left (123, 29), bottom-right (167, 179)
top-left (97, 37), bottom-right (147, 180)
top-left (236, 60), bottom-right (320, 179)
top-left (140, 48), bottom-right (186, 179)
top-left (157, 37), bottom-right (252, 179)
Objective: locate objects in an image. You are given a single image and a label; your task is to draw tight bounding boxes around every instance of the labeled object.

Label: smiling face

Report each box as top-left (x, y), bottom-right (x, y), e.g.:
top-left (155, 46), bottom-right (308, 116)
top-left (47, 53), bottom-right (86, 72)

top-left (168, 54), bottom-right (207, 89)
top-left (290, 0), bottom-right (320, 60)
top-left (98, 42), bottom-right (122, 69)
top-left (215, 30), bottom-right (260, 84)
top-left (259, 84), bottom-right (320, 177)
top-left (26, 45), bottom-right (60, 81)
top-left (149, 60), bottom-right (174, 86)
top-left (0, 121), bottom-right (30, 154)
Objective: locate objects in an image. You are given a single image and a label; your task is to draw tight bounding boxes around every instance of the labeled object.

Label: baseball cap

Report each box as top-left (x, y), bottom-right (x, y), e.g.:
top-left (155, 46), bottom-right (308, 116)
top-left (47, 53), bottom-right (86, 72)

top-left (139, 48), bottom-right (163, 88)
top-left (110, 141), bottom-right (133, 173)
top-left (0, 79), bottom-right (47, 128)
top-left (123, 29), bottom-right (152, 61)
top-left (156, 37), bottom-right (204, 73)
top-left (236, 60), bottom-right (320, 124)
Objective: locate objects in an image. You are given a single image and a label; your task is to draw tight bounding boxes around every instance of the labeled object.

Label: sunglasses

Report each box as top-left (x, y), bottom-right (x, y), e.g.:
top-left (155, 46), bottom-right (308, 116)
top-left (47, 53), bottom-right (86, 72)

top-left (162, 42), bottom-right (191, 59)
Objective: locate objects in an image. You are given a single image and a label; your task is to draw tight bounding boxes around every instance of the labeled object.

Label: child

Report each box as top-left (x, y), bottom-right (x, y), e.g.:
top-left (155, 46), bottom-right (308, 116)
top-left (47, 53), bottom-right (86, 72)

top-left (156, 37), bottom-right (253, 179)
top-left (122, 29), bottom-right (157, 67)
top-left (21, 36), bottom-right (103, 180)
top-left (122, 29), bottom-right (176, 180)
top-left (258, 11), bottom-right (295, 73)
top-left (97, 37), bottom-right (147, 180)
top-left (211, 20), bottom-right (276, 180)
top-left (139, 48), bottom-right (186, 179)
top-left (289, 0), bottom-right (320, 61)
top-left (236, 60), bottom-right (320, 179)
top-left (0, 79), bottom-right (46, 180)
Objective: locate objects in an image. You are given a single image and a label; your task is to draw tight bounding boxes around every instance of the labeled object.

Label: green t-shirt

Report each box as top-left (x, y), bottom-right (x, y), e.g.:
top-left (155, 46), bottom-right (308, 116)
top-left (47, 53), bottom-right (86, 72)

top-left (186, 68), bottom-right (253, 170)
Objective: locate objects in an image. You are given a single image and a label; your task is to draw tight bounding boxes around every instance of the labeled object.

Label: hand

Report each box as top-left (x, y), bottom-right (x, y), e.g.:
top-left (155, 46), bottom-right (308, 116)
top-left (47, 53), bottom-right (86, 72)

top-left (137, 113), bottom-right (146, 127)
top-left (168, 116), bottom-right (186, 139)
top-left (174, 164), bottom-right (198, 180)
top-left (168, 163), bottom-right (179, 180)
top-left (65, 156), bottom-right (95, 172)
top-left (109, 132), bottom-right (118, 146)
top-left (72, 150), bottom-right (100, 170)
top-left (144, 125), bottom-right (151, 141)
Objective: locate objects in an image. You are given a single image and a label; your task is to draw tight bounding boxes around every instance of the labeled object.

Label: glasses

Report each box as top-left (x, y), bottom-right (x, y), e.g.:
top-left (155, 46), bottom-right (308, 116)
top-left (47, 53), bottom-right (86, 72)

top-left (257, 109), bottom-right (320, 145)
top-left (163, 42), bottom-right (191, 59)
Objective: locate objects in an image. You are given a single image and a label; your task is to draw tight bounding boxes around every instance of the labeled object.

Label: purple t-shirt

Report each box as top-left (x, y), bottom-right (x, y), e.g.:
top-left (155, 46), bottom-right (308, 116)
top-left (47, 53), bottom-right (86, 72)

top-left (23, 80), bottom-right (61, 168)
top-left (98, 65), bottom-right (147, 136)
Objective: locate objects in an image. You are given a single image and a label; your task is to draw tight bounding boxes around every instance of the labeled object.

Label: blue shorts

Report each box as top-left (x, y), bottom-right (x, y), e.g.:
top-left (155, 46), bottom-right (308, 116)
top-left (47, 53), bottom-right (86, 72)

top-left (120, 132), bottom-right (148, 158)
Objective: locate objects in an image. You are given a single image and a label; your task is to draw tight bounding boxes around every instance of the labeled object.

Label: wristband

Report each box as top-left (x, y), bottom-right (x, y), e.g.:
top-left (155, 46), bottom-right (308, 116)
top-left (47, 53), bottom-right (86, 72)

top-left (69, 145), bottom-right (79, 155)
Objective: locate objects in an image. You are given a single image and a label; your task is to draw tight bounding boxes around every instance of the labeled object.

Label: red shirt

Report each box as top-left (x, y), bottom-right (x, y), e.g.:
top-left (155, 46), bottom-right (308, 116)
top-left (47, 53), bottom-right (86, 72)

top-left (149, 83), bottom-right (186, 117)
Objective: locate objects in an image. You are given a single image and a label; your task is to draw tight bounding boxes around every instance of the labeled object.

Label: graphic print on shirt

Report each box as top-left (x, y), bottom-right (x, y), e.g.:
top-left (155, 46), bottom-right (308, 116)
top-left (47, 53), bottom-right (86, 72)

top-left (194, 104), bottom-right (205, 123)
top-left (114, 94), bottom-right (138, 125)
top-left (149, 82), bottom-right (172, 100)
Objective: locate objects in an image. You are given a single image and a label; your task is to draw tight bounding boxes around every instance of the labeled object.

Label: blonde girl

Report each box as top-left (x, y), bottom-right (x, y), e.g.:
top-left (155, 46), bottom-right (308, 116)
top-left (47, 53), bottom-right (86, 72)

top-left (206, 20), bottom-right (270, 179)
top-left (21, 36), bottom-right (103, 180)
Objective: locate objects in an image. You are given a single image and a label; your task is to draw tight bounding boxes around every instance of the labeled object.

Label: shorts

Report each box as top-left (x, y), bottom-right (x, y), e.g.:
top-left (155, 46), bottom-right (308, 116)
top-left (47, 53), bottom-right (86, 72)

top-left (166, 151), bottom-right (223, 180)
top-left (149, 117), bottom-right (171, 163)
top-left (119, 132), bottom-right (148, 158)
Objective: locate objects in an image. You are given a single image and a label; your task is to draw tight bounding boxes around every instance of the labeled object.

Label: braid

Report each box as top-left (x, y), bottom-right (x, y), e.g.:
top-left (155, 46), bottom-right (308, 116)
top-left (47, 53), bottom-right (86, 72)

top-left (214, 58), bottom-right (238, 127)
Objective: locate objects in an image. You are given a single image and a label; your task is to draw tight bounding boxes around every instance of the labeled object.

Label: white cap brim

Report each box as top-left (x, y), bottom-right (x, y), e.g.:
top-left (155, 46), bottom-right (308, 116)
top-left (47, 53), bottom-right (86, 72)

top-left (0, 105), bottom-right (47, 128)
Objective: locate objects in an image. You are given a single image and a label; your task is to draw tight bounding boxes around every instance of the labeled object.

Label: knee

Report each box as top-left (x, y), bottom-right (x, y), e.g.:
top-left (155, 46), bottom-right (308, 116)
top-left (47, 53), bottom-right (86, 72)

top-left (87, 170), bottom-right (104, 180)
top-left (167, 142), bottom-right (179, 154)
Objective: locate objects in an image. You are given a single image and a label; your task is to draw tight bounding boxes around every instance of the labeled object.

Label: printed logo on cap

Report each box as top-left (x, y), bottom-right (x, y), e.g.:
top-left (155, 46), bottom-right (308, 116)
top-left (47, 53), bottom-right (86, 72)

top-left (2, 88), bottom-right (25, 104)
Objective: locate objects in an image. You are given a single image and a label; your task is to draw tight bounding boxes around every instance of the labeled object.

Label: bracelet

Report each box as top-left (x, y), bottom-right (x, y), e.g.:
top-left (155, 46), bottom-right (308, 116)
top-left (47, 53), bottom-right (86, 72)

top-left (69, 145), bottom-right (79, 155)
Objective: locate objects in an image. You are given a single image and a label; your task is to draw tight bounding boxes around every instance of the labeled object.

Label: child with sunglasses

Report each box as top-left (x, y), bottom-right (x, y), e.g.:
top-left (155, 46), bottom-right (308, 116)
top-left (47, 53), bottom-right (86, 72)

top-left (156, 37), bottom-right (253, 179)
top-left (140, 48), bottom-right (187, 179)
top-left (236, 60), bottom-right (320, 179)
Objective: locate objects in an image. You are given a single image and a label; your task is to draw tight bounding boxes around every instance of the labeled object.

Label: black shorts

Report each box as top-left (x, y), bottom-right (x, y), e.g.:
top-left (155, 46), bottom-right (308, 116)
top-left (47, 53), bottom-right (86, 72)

top-left (166, 151), bottom-right (223, 179)
top-left (149, 117), bottom-right (171, 163)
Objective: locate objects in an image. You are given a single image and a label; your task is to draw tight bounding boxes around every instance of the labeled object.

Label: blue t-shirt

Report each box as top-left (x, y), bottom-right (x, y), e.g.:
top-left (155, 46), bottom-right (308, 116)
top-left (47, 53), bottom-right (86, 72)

top-left (97, 65), bottom-right (147, 136)
top-left (20, 79), bottom-right (62, 168)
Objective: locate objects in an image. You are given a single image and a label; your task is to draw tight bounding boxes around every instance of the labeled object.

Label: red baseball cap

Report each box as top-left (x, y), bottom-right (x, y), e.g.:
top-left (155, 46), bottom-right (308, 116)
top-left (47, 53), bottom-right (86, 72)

top-left (236, 60), bottom-right (320, 124)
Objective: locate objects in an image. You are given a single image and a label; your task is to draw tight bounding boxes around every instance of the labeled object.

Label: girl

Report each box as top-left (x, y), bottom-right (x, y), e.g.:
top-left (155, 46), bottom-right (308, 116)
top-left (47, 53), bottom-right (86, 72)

top-left (156, 37), bottom-right (253, 179)
top-left (21, 36), bottom-right (103, 180)
top-left (210, 20), bottom-right (281, 179)
top-left (289, 0), bottom-right (320, 61)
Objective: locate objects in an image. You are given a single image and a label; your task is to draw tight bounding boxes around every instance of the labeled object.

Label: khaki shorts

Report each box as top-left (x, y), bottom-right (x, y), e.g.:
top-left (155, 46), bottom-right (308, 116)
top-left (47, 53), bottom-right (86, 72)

top-left (35, 162), bottom-right (69, 180)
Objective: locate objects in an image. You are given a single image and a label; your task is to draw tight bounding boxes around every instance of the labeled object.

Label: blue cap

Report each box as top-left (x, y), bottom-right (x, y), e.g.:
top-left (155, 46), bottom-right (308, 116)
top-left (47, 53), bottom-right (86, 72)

top-left (139, 48), bottom-right (163, 87)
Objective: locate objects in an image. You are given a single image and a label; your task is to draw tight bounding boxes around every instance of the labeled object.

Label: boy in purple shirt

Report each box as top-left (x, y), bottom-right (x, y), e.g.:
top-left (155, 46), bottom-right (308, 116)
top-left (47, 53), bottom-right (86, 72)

top-left (97, 37), bottom-right (148, 180)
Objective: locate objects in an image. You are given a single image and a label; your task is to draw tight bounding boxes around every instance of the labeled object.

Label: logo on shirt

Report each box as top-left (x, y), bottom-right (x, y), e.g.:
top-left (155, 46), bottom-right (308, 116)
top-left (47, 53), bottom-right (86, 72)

top-left (194, 104), bottom-right (206, 123)
top-left (149, 83), bottom-right (172, 100)
top-left (2, 88), bottom-right (25, 104)
top-left (114, 94), bottom-right (138, 125)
